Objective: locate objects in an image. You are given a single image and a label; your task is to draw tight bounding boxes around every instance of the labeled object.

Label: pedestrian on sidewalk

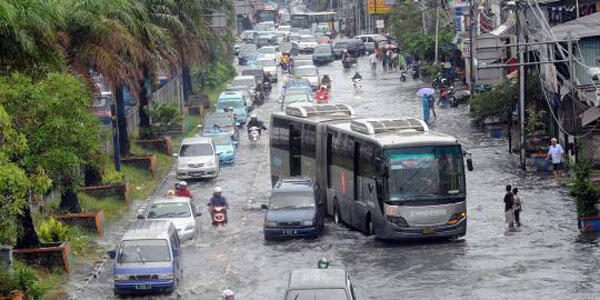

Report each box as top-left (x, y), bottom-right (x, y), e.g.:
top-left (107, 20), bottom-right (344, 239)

top-left (422, 95), bottom-right (430, 124)
top-left (512, 187), bottom-right (522, 227)
top-left (427, 94), bottom-right (437, 120)
top-left (548, 137), bottom-right (565, 182)
top-left (504, 184), bottom-right (515, 230)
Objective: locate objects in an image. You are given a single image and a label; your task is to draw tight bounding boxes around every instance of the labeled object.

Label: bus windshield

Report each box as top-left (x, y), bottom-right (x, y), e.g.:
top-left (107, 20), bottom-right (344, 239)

top-left (385, 145), bottom-right (465, 204)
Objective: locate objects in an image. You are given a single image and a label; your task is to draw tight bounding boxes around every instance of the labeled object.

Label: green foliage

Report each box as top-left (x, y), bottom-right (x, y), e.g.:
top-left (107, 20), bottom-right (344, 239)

top-left (525, 104), bottom-right (548, 150)
top-left (37, 218), bottom-right (69, 243)
top-left (470, 81), bottom-right (518, 124)
top-left (567, 160), bottom-right (600, 217)
top-left (191, 59), bottom-right (236, 93)
top-left (0, 261), bottom-right (47, 300)
top-left (422, 64), bottom-right (443, 80)
top-left (140, 104), bottom-right (183, 139)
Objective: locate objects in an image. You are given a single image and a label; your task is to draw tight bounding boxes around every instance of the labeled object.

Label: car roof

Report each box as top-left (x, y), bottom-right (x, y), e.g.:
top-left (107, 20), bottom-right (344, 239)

top-left (234, 75), bottom-right (255, 80)
top-left (121, 220), bottom-right (174, 241)
top-left (300, 34), bottom-right (315, 38)
top-left (219, 91), bottom-right (244, 99)
top-left (296, 65), bottom-right (317, 70)
top-left (181, 136), bottom-right (213, 145)
top-left (151, 196), bottom-right (191, 204)
top-left (287, 269), bottom-right (347, 290)
top-left (274, 177), bottom-right (314, 192)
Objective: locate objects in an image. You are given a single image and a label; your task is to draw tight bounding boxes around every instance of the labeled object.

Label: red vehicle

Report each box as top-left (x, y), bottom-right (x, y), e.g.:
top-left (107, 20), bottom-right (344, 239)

top-left (211, 206), bottom-right (228, 227)
top-left (314, 88), bottom-right (329, 103)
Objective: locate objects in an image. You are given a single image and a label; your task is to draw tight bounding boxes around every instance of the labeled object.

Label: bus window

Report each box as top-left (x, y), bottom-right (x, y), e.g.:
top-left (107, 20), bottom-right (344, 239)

top-left (326, 133), bottom-right (333, 188)
top-left (289, 123), bottom-right (301, 176)
top-left (353, 140), bottom-right (359, 201)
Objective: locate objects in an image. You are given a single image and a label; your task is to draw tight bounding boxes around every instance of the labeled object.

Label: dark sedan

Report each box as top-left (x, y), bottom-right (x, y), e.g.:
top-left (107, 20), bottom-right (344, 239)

top-left (263, 178), bottom-right (324, 240)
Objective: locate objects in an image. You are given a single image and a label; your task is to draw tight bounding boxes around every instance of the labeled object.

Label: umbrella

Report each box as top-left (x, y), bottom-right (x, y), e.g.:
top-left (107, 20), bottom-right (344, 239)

top-left (417, 88), bottom-right (435, 97)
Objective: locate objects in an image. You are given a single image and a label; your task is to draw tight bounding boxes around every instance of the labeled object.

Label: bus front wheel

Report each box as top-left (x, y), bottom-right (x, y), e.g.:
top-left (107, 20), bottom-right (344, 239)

top-left (333, 203), bottom-right (341, 224)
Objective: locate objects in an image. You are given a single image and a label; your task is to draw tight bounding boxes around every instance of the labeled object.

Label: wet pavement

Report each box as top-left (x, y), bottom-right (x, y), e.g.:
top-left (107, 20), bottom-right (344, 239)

top-left (69, 57), bottom-right (600, 299)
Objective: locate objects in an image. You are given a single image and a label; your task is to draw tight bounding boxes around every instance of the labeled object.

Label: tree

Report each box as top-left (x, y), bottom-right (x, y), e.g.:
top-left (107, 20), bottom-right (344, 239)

top-left (0, 73), bottom-right (102, 248)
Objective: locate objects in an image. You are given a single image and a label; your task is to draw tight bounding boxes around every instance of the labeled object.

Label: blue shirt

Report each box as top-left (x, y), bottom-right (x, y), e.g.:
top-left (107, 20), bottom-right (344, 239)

top-left (209, 195), bottom-right (228, 207)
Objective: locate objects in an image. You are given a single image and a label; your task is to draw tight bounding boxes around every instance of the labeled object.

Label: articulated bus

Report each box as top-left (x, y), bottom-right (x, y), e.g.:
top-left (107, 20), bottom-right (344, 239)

top-left (270, 103), bottom-right (467, 240)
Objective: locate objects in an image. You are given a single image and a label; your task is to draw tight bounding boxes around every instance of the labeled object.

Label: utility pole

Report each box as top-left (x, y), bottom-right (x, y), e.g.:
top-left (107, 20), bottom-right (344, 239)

top-left (469, 0), bottom-right (475, 95)
top-left (434, 4), bottom-right (440, 65)
top-left (110, 103), bottom-right (121, 172)
top-left (516, 6), bottom-right (526, 170)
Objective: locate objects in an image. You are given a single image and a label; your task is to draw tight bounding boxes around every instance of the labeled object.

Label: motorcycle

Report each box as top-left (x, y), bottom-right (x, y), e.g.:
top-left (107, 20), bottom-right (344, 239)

top-left (254, 90), bottom-right (264, 106)
top-left (412, 64), bottom-right (420, 79)
top-left (400, 68), bottom-right (407, 82)
top-left (211, 206), bottom-right (228, 227)
top-left (447, 86), bottom-right (458, 107)
top-left (342, 58), bottom-right (352, 70)
top-left (248, 126), bottom-right (260, 144)
top-left (352, 78), bottom-right (362, 91)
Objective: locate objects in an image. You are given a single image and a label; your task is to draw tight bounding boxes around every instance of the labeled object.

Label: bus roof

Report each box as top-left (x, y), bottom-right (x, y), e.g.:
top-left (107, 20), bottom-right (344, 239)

top-left (329, 120), bottom-right (459, 148)
top-left (272, 103), bottom-right (355, 123)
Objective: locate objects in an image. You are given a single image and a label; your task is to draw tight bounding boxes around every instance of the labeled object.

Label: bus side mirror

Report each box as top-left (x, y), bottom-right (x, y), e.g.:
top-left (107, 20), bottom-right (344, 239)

top-left (107, 250), bottom-right (116, 259)
top-left (466, 153), bottom-right (473, 171)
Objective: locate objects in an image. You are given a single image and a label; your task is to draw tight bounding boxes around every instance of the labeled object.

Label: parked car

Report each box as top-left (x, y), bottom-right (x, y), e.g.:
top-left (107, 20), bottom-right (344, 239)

top-left (203, 132), bottom-right (236, 164)
top-left (312, 44), bottom-right (334, 65)
top-left (294, 65), bottom-right (320, 90)
top-left (137, 196), bottom-right (201, 241)
top-left (297, 35), bottom-right (318, 54)
top-left (175, 136), bottom-right (219, 179)
top-left (202, 111), bottom-right (240, 141)
top-left (217, 90), bottom-right (249, 124)
top-left (354, 34), bottom-right (388, 52)
top-left (108, 220), bottom-right (183, 296)
top-left (284, 268), bottom-right (356, 300)
top-left (263, 177), bottom-right (324, 240)
top-left (255, 57), bottom-right (278, 82)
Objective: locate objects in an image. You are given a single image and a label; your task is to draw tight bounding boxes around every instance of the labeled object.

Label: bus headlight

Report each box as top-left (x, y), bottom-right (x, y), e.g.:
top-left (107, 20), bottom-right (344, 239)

top-left (448, 212), bottom-right (467, 225)
top-left (114, 274), bottom-right (129, 281)
top-left (385, 215), bottom-right (408, 227)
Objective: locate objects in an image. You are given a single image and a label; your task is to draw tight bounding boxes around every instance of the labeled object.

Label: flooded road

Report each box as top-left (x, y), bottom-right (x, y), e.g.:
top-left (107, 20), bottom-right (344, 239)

top-left (70, 57), bottom-right (600, 299)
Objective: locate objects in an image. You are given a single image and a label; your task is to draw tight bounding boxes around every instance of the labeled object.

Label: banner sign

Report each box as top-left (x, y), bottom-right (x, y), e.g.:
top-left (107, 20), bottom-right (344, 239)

top-left (368, 0), bottom-right (392, 15)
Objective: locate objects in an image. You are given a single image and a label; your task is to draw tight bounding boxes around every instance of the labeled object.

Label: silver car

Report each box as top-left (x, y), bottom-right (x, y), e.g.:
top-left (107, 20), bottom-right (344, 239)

top-left (138, 196), bottom-right (201, 241)
top-left (294, 65), bottom-right (320, 91)
top-left (175, 137), bottom-right (219, 179)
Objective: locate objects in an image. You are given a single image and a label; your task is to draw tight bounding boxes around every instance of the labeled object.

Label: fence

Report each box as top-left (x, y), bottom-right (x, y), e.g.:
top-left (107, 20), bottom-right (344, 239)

top-left (152, 77), bottom-right (184, 111)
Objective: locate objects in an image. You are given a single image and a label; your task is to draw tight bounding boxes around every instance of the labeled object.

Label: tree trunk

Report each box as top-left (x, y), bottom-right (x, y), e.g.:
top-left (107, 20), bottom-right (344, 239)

top-left (16, 205), bottom-right (40, 249)
top-left (84, 164), bottom-right (102, 186)
top-left (115, 85), bottom-right (130, 156)
top-left (58, 186), bottom-right (81, 213)
top-left (139, 70), bottom-right (151, 139)
top-left (181, 62), bottom-right (192, 104)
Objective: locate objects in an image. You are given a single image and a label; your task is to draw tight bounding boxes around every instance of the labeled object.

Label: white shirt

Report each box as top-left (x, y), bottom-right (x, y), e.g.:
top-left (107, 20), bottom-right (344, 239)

top-left (369, 53), bottom-right (377, 63)
top-left (548, 144), bottom-right (564, 164)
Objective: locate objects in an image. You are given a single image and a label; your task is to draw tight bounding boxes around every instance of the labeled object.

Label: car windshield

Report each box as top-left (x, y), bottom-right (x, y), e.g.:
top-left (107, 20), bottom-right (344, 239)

top-left (334, 42), bottom-right (348, 49)
top-left (257, 60), bottom-right (276, 67)
top-left (285, 289), bottom-right (348, 300)
top-left (147, 201), bottom-right (191, 219)
top-left (285, 80), bottom-right (310, 89)
top-left (231, 78), bottom-right (254, 87)
top-left (270, 191), bottom-right (315, 210)
top-left (217, 100), bottom-right (244, 109)
top-left (285, 92), bottom-right (310, 103)
top-left (314, 46), bottom-right (331, 54)
top-left (289, 35), bottom-right (300, 42)
top-left (295, 68), bottom-right (317, 77)
top-left (180, 143), bottom-right (213, 156)
top-left (259, 47), bottom-right (275, 54)
top-left (300, 36), bottom-right (316, 42)
top-left (210, 135), bottom-right (231, 146)
top-left (386, 145), bottom-right (465, 204)
top-left (118, 239), bottom-right (170, 263)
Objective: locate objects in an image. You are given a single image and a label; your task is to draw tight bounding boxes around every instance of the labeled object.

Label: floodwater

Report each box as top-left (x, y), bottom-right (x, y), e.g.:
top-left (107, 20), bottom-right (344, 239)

top-left (68, 55), bottom-right (600, 299)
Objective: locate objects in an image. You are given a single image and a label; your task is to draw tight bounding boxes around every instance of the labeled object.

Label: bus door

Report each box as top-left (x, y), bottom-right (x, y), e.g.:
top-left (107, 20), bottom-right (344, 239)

top-left (351, 140), bottom-right (369, 230)
top-left (289, 123), bottom-right (301, 176)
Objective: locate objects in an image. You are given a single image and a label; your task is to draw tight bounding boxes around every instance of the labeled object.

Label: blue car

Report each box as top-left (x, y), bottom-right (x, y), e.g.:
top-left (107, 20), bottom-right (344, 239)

top-left (217, 91), bottom-right (248, 124)
top-left (263, 178), bottom-right (325, 241)
top-left (203, 133), bottom-right (236, 164)
top-left (283, 78), bottom-right (312, 94)
top-left (108, 220), bottom-right (183, 296)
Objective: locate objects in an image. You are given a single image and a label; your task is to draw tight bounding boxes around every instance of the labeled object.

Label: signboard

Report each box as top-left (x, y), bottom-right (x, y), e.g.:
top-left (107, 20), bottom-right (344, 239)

top-left (462, 39), bottom-right (471, 57)
top-left (368, 0), bottom-right (392, 15)
top-left (376, 19), bottom-right (385, 29)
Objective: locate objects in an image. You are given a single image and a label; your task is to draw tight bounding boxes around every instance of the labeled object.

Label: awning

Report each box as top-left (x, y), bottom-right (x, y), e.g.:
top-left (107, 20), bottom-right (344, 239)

top-left (551, 12), bottom-right (600, 40)
top-left (582, 106), bottom-right (600, 128)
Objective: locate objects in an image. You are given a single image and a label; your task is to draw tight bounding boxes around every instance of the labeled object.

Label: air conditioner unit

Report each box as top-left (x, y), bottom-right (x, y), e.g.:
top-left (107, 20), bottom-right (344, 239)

top-left (350, 118), bottom-right (429, 134)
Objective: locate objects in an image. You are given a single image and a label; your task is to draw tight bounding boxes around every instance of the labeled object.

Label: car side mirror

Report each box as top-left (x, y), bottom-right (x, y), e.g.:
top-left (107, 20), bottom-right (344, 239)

top-left (261, 204), bottom-right (268, 210)
top-left (136, 214), bottom-right (145, 220)
top-left (107, 250), bottom-right (116, 259)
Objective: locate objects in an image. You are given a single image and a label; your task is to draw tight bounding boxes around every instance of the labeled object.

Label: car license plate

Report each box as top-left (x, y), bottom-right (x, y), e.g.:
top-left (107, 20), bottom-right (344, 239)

top-left (191, 171), bottom-right (204, 176)
top-left (135, 284), bottom-right (150, 290)
top-left (422, 227), bottom-right (435, 234)
top-left (282, 230), bottom-right (298, 235)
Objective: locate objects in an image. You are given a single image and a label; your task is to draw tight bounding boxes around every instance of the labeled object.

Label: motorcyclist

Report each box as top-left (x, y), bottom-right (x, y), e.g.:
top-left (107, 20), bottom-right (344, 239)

top-left (321, 74), bottom-right (331, 89)
top-left (207, 187), bottom-right (228, 208)
top-left (342, 50), bottom-right (351, 61)
top-left (246, 114), bottom-right (267, 136)
top-left (314, 86), bottom-right (330, 103)
top-left (174, 181), bottom-right (193, 199)
top-left (352, 72), bottom-right (362, 81)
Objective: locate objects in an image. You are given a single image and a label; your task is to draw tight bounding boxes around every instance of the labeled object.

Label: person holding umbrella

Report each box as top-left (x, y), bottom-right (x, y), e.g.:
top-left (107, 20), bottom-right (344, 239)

top-left (417, 88), bottom-right (435, 124)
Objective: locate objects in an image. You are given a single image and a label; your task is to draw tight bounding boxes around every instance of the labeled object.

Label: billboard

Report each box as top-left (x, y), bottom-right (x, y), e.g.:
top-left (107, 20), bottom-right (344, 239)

top-left (368, 0), bottom-right (392, 15)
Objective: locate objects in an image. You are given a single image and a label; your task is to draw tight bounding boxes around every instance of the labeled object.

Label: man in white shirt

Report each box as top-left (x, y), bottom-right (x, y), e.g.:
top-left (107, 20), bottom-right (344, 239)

top-left (369, 52), bottom-right (377, 73)
top-left (548, 137), bottom-right (565, 182)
